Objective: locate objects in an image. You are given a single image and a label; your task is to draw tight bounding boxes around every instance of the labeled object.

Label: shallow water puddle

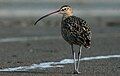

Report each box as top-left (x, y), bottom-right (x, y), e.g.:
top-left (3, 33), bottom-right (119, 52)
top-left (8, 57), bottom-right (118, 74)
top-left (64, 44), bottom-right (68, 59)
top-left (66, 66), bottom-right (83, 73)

top-left (0, 54), bottom-right (120, 71)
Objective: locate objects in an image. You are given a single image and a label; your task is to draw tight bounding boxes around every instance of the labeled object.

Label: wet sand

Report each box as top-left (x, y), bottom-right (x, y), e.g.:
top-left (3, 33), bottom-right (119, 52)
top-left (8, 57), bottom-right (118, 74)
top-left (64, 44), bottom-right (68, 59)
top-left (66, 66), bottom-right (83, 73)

top-left (0, 17), bottom-right (120, 76)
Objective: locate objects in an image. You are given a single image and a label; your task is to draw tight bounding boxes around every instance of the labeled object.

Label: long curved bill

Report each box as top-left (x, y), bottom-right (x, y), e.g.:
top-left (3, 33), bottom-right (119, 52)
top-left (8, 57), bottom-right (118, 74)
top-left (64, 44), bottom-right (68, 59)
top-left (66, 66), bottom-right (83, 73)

top-left (34, 10), bottom-right (60, 25)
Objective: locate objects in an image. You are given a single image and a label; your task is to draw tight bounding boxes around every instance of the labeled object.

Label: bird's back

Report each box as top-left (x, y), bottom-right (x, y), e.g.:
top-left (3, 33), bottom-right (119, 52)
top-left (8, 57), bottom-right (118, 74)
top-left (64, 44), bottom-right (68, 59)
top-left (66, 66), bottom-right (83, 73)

top-left (61, 16), bottom-right (91, 48)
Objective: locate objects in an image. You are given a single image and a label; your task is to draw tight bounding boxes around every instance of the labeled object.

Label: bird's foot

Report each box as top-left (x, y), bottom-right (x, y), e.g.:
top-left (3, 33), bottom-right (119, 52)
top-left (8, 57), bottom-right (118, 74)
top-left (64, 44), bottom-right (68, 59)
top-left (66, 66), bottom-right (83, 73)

top-left (73, 70), bottom-right (81, 74)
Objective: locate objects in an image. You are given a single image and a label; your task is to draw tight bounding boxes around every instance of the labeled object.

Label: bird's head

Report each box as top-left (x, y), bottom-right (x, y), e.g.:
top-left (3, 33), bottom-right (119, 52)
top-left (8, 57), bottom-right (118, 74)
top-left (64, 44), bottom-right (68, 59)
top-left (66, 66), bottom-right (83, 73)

top-left (34, 5), bottom-right (73, 25)
top-left (59, 5), bottom-right (73, 16)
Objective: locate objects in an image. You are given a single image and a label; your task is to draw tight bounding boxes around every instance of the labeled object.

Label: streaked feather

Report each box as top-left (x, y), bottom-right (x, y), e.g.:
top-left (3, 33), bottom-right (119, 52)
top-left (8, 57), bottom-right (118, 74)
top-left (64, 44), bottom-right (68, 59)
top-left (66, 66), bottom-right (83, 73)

top-left (61, 16), bottom-right (91, 48)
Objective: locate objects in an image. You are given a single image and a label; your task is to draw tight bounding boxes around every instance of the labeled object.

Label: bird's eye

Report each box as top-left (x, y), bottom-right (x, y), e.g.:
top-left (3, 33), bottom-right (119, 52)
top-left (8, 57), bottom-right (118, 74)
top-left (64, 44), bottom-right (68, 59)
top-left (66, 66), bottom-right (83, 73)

top-left (61, 9), bottom-right (64, 11)
top-left (61, 8), bottom-right (67, 11)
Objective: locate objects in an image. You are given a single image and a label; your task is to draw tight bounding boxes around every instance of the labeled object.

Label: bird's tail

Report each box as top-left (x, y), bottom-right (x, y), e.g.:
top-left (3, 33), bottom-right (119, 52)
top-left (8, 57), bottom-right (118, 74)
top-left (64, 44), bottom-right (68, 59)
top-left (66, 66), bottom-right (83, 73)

top-left (84, 39), bottom-right (91, 48)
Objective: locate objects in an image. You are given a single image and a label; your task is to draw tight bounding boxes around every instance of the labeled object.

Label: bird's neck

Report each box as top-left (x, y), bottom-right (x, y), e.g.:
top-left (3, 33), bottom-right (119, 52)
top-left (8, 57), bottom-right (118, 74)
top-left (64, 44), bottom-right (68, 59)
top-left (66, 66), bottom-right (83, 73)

top-left (62, 13), bottom-right (73, 20)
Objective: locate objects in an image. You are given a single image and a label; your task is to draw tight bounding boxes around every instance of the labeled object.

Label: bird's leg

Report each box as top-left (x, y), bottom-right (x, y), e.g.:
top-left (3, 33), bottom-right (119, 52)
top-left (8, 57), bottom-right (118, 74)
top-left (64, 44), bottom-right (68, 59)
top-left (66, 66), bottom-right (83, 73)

top-left (76, 46), bottom-right (82, 73)
top-left (71, 45), bottom-right (77, 73)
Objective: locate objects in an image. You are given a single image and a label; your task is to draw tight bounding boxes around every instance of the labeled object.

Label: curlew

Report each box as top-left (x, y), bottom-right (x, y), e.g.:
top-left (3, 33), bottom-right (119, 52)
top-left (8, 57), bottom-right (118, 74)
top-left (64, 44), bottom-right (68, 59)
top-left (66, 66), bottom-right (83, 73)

top-left (34, 5), bottom-right (92, 74)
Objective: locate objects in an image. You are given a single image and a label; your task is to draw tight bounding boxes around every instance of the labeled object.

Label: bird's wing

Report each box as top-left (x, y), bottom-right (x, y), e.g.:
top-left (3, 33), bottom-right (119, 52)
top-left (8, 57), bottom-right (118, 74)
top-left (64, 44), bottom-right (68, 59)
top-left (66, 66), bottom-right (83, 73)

top-left (79, 19), bottom-right (91, 48)
top-left (64, 16), bottom-right (91, 48)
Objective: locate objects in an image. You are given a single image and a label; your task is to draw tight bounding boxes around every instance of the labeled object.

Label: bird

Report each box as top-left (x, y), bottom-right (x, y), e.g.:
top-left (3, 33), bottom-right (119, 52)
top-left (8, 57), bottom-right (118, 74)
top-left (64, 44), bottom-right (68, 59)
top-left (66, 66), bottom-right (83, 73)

top-left (34, 5), bottom-right (92, 74)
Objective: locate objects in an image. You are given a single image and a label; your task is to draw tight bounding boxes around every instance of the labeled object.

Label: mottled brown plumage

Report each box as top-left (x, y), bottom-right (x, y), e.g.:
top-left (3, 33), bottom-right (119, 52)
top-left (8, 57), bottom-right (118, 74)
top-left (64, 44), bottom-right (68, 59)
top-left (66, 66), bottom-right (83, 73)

top-left (34, 5), bottom-right (92, 74)
top-left (61, 16), bottom-right (91, 48)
